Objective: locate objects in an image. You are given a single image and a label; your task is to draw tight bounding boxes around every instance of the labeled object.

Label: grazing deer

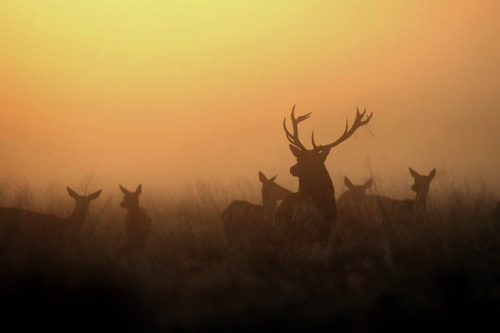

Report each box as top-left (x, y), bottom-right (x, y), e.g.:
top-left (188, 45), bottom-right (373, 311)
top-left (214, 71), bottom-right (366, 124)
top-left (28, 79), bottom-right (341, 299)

top-left (338, 168), bottom-right (436, 225)
top-left (274, 106), bottom-right (373, 246)
top-left (119, 184), bottom-right (153, 251)
top-left (222, 172), bottom-right (292, 246)
top-left (0, 187), bottom-right (102, 254)
top-left (336, 168), bottom-right (436, 264)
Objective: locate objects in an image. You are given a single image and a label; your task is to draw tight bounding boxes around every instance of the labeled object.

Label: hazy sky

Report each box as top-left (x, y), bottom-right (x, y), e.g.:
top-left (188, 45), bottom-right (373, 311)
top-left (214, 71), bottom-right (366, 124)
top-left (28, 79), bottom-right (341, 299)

top-left (1, 1), bottom-right (500, 199)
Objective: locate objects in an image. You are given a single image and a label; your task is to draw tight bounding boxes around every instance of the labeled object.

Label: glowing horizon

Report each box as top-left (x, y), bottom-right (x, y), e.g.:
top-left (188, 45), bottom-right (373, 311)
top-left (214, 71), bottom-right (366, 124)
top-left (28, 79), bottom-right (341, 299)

top-left (1, 1), bottom-right (500, 197)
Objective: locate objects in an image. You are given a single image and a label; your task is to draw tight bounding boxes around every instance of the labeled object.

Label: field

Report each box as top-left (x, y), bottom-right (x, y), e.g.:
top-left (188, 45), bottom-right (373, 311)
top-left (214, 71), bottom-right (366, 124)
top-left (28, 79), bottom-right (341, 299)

top-left (1, 177), bottom-right (500, 332)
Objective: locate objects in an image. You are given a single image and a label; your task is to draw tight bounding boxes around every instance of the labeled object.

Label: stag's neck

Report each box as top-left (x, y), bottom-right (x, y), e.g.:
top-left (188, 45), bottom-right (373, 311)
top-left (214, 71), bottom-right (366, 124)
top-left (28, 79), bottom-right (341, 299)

top-left (298, 168), bottom-right (337, 224)
top-left (299, 168), bottom-right (335, 201)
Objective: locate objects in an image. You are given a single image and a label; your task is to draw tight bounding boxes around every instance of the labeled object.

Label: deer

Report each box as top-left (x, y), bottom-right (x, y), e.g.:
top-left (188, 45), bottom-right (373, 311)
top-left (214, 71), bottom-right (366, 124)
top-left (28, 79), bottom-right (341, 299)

top-left (336, 168), bottom-right (436, 265)
top-left (0, 187), bottom-right (102, 255)
top-left (119, 184), bottom-right (153, 252)
top-left (274, 106), bottom-right (373, 247)
top-left (223, 172), bottom-right (292, 247)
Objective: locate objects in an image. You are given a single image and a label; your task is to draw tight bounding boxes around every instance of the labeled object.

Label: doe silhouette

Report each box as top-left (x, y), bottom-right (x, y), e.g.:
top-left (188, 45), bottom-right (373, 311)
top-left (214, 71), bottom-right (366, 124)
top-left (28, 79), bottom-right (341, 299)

top-left (0, 187), bottom-right (101, 255)
top-left (119, 184), bottom-right (153, 252)
top-left (223, 172), bottom-right (291, 247)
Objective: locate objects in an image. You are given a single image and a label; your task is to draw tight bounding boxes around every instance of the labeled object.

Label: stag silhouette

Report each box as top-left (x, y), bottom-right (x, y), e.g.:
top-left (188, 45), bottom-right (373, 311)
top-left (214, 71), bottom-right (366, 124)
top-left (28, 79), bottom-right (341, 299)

top-left (274, 106), bottom-right (373, 246)
top-left (0, 187), bottom-right (102, 254)
top-left (119, 184), bottom-right (153, 252)
top-left (223, 172), bottom-right (292, 247)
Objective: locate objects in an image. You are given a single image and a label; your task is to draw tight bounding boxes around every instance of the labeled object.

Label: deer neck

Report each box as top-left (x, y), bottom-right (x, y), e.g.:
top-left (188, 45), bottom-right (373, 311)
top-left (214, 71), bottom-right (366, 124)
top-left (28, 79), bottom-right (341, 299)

top-left (262, 197), bottom-right (277, 223)
top-left (298, 167), bottom-right (336, 223)
top-left (66, 204), bottom-right (89, 231)
top-left (413, 191), bottom-right (428, 221)
top-left (125, 204), bottom-right (142, 218)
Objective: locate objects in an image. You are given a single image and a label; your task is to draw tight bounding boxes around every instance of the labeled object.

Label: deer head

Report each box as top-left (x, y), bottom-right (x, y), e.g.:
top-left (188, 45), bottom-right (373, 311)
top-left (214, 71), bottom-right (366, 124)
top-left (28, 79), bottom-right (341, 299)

top-left (259, 171), bottom-right (292, 204)
top-left (344, 177), bottom-right (373, 197)
top-left (119, 184), bottom-right (142, 209)
top-left (409, 168), bottom-right (436, 194)
top-left (283, 105), bottom-right (373, 194)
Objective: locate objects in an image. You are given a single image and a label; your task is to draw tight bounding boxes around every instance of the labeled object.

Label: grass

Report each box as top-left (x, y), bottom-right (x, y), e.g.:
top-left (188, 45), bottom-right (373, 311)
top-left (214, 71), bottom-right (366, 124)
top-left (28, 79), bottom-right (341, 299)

top-left (0, 178), bottom-right (500, 332)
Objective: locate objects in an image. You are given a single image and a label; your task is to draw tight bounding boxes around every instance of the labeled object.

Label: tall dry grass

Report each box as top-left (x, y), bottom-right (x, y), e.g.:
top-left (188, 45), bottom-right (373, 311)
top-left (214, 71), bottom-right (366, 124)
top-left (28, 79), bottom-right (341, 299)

top-left (0, 177), bottom-right (499, 332)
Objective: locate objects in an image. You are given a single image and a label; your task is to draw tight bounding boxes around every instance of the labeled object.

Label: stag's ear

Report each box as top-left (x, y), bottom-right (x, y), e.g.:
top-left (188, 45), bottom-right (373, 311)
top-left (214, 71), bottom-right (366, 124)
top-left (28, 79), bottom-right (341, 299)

top-left (268, 175), bottom-right (278, 183)
top-left (344, 177), bottom-right (354, 188)
top-left (67, 187), bottom-right (79, 199)
top-left (136, 184), bottom-right (142, 194)
top-left (289, 145), bottom-right (302, 158)
top-left (258, 171), bottom-right (268, 183)
top-left (319, 147), bottom-right (331, 162)
top-left (363, 178), bottom-right (373, 190)
top-left (428, 169), bottom-right (436, 179)
top-left (409, 167), bottom-right (421, 179)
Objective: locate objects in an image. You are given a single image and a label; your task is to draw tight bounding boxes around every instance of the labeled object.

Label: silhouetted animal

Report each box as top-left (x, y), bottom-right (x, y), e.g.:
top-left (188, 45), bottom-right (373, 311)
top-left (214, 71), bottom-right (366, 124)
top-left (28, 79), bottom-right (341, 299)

top-left (119, 184), bottom-right (153, 252)
top-left (338, 168), bottom-right (436, 226)
top-left (222, 172), bottom-right (292, 246)
top-left (0, 187), bottom-right (102, 254)
top-left (336, 168), bottom-right (436, 264)
top-left (274, 106), bottom-right (372, 246)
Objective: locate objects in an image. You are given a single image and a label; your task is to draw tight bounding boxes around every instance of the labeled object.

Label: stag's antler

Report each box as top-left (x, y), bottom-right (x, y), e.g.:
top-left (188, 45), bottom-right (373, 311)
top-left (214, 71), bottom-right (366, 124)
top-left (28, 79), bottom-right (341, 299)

top-left (283, 105), bottom-right (312, 151)
top-left (316, 107), bottom-right (373, 150)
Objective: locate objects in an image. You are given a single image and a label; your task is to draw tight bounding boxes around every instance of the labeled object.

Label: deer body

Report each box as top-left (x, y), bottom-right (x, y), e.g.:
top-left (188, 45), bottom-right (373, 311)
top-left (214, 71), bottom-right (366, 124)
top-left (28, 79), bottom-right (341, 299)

top-left (275, 106), bottom-right (373, 246)
top-left (336, 168), bottom-right (436, 264)
top-left (119, 184), bottom-right (152, 251)
top-left (223, 172), bottom-right (291, 246)
top-left (0, 188), bottom-right (102, 253)
top-left (338, 168), bottom-right (436, 226)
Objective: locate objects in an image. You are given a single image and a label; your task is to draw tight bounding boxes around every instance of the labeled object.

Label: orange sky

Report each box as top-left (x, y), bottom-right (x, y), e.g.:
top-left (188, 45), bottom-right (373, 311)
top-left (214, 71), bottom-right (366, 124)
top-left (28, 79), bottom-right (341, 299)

top-left (1, 1), bottom-right (500, 199)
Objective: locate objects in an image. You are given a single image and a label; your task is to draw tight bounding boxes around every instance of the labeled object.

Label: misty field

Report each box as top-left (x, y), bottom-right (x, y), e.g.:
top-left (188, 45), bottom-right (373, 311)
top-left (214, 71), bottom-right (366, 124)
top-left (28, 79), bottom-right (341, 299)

top-left (1, 178), bottom-right (500, 332)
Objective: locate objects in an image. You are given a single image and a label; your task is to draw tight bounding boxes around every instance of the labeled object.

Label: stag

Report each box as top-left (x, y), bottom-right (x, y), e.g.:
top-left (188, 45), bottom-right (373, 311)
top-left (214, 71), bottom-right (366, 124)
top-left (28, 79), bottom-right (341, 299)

top-left (275, 106), bottom-right (373, 246)
top-left (223, 172), bottom-right (292, 247)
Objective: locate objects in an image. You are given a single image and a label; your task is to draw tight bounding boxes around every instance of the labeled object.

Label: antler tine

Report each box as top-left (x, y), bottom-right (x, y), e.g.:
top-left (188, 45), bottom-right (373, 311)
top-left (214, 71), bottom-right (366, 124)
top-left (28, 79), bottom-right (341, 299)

top-left (283, 105), bottom-right (312, 151)
top-left (323, 108), bottom-right (373, 150)
top-left (311, 130), bottom-right (317, 149)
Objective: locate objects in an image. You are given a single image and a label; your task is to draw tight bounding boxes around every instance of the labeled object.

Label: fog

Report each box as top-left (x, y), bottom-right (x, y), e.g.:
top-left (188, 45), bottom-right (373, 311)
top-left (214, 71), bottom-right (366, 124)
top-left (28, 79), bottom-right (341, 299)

top-left (1, 1), bottom-right (500, 199)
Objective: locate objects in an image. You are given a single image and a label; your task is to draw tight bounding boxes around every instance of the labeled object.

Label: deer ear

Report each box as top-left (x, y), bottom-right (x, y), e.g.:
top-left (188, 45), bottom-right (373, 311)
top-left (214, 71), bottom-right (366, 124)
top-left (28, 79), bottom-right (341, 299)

top-left (119, 185), bottom-right (129, 195)
top-left (344, 177), bottom-right (354, 188)
top-left (364, 178), bottom-right (373, 189)
top-left (429, 169), bottom-right (436, 179)
top-left (269, 175), bottom-right (277, 183)
top-left (136, 184), bottom-right (142, 194)
top-left (258, 172), bottom-right (268, 183)
top-left (319, 147), bottom-right (331, 162)
top-left (409, 167), bottom-right (420, 178)
top-left (289, 145), bottom-right (302, 158)
top-left (67, 187), bottom-right (79, 199)
top-left (88, 190), bottom-right (102, 200)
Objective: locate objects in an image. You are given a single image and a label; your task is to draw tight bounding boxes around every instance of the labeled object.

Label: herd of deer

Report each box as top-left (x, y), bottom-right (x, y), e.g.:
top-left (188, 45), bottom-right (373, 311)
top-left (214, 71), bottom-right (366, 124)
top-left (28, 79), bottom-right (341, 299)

top-left (3, 105), bottom-right (492, 260)
top-left (222, 106), bottom-right (439, 260)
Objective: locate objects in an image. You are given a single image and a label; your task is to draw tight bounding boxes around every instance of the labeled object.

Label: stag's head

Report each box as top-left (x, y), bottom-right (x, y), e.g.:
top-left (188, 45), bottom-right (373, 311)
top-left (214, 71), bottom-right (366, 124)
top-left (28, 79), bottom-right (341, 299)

top-left (284, 106), bottom-right (373, 179)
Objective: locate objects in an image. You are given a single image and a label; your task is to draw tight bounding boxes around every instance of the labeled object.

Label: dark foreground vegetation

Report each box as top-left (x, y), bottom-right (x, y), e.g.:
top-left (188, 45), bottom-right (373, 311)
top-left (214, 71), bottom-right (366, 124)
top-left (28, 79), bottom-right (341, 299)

top-left (1, 180), bottom-right (500, 332)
